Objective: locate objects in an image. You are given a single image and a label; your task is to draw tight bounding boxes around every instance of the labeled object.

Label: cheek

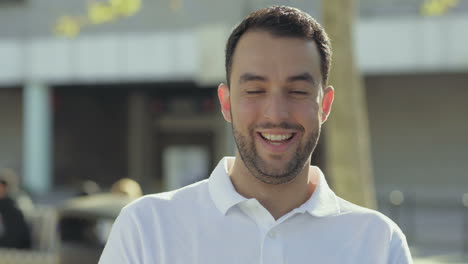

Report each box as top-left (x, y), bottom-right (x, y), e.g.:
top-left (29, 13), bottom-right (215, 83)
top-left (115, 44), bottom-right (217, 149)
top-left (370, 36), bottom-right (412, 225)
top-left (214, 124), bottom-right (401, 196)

top-left (232, 100), bottom-right (259, 124)
top-left (294, 102), bottom-right (321, 127)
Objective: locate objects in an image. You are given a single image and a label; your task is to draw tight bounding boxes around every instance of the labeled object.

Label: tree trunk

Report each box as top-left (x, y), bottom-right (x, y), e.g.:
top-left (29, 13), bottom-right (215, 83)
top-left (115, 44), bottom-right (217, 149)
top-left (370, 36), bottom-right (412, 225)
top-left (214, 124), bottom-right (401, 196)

top-left (323, 0), bottom-right (377, 209)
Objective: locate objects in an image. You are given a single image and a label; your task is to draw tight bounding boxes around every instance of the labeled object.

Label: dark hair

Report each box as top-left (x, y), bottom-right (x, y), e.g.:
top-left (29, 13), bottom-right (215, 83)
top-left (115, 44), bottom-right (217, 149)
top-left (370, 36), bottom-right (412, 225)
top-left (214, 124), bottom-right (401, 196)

top-left (0, 178), bottom-right (7, 187)
top-left (225, 6), bottom-right (332, 87)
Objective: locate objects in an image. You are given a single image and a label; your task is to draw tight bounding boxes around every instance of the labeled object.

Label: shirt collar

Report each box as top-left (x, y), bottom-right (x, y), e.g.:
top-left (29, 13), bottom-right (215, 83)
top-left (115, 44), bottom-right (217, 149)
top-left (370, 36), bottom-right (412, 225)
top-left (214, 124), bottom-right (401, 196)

top-left (208, 157), bottom-right (247, 215)
top-left (300, 166), bottom-right (340, 217)
top-left (208, 157), bottom-right (340, 217)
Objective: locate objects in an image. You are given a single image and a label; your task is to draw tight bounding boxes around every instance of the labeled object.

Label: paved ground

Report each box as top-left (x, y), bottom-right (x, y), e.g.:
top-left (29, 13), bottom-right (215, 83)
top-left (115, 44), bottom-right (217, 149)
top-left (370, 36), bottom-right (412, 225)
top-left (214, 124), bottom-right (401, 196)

top-left (412, 247), bottom-right (468, 263)
top-left (414, 255), bottom-right (468, 264)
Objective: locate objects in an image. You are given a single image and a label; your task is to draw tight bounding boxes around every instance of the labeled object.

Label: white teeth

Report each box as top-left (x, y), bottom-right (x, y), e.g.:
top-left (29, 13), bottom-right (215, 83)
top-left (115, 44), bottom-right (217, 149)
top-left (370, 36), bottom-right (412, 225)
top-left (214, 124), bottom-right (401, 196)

top-left (261, 133), bottom-right (293, 141)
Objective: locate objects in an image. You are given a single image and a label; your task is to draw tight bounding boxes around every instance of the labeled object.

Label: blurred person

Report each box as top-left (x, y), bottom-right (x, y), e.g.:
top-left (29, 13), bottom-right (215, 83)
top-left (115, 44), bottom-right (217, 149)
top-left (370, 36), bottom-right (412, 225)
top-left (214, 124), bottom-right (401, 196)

top-left (77, 179), bottom-right (101, 197)
top-left (0, 176), bottom-right (32, 249)
top-left (0, 169), bottom-right (35, 220)
top-left (100, 6), bottom-right (412, 264)
top-left (59, 178), bottom-right (141, 246)
top-left (59, 180), bottom-right (102, 243)
top-left (93, 178), bottom-right (144, 246)
top-left (110, 178), bottom-right (143, 200)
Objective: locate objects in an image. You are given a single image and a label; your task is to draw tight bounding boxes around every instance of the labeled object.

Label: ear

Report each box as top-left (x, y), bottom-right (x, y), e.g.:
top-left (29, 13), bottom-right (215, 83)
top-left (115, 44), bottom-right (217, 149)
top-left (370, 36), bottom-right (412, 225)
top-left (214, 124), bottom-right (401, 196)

top-left (321, 86), bottom-right (334, 123)
top-left (217, 83), bottom-right (232, 123)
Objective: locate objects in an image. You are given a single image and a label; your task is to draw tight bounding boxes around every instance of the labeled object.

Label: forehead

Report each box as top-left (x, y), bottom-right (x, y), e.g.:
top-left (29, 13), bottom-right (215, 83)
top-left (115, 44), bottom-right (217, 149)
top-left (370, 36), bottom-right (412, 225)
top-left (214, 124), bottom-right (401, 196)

top-left (231, 30), bottom-right (322, 84)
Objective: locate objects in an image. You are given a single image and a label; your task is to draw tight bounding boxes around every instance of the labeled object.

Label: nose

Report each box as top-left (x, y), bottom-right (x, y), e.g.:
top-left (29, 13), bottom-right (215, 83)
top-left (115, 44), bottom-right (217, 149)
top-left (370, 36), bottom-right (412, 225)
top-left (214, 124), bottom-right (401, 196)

top-left (263, 93), bottom-right (289, 122)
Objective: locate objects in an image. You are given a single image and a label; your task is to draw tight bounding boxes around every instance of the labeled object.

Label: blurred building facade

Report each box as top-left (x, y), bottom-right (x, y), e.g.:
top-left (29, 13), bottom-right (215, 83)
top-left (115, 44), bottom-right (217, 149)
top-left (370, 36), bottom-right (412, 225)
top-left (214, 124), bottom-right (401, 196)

top-left (0, 0), bottom-right (467, 256)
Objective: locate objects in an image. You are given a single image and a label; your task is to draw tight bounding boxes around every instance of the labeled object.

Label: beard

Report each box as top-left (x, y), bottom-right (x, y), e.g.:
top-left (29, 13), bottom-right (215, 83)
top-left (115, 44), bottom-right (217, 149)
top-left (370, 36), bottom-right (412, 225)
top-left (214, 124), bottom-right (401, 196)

top-left (232, 121), bottom-right (320, 185)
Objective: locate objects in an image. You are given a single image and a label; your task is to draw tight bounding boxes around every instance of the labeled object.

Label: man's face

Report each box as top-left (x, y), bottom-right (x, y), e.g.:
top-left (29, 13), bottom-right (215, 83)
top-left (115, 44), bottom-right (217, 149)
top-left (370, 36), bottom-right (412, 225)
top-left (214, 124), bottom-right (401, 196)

top-left (0, 183), bottom-right (6, 199)
top-left (218, 30), bottom-right (333, 184)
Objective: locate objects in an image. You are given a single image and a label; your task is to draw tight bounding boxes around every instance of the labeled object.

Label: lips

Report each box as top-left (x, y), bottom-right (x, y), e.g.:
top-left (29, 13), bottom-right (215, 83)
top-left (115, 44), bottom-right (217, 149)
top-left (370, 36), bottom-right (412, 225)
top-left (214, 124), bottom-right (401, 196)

top-left (256, 132), bottom-right (298, 152)
top-left (259, 133), bottom-right (294, 145)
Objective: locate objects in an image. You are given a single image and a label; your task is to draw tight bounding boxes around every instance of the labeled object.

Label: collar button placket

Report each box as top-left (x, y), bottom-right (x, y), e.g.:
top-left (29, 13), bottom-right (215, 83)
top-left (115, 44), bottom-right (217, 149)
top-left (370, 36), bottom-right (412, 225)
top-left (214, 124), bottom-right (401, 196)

top-left (262, 227), bottom-right (283, 264)
top-left (268, 230), bottom-right (277, 239)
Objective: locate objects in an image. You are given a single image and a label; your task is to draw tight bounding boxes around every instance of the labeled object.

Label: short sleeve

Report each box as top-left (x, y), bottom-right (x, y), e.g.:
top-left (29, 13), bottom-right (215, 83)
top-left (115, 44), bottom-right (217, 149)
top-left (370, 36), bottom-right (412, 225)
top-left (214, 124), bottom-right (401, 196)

top-left (388, 228), bottom-right (413, 264)
top-left (99, 208), bottom-right (143, 264)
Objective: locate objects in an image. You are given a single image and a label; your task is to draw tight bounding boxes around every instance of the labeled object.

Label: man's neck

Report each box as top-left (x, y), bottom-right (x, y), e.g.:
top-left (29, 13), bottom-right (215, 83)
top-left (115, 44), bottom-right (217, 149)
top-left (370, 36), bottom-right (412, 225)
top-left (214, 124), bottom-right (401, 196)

top-left (227, 155), bottom-right (318, 220)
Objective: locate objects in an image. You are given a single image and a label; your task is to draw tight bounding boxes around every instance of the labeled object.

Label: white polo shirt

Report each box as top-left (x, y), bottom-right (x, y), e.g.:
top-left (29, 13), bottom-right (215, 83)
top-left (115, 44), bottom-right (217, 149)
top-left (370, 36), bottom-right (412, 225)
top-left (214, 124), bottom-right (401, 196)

top-left (99, 157), bottom-right (412, 264)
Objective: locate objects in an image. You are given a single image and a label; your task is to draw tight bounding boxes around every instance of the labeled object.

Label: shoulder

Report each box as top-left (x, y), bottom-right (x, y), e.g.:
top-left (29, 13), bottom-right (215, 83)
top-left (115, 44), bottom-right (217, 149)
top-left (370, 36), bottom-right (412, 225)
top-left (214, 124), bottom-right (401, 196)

top-left (338, 197), bottom-right (394, 222)
top-left (0, 197), bottom-right (20, 211)
top-left (335, 197), bottom-right (405, 238)
top-left (100, 179), bottom-right (213, 263)
top-left (120, 179), bottom-right (210, 219)
top-left (0, 197), bottom-right (15, 205)
top-left (107, 179), bottom-right (211, 242)
top-left (335, 197), bottom-right (411, 259)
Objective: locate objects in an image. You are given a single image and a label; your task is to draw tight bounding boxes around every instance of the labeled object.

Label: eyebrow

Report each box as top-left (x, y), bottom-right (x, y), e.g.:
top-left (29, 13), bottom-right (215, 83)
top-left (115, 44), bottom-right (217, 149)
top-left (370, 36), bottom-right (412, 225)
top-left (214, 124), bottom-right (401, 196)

top-left (286, 72), bottom-right (316, 86)
top-left (239, 73), bottom-right (268, 84)
top-left (238, 72), bottom-right (317, 86)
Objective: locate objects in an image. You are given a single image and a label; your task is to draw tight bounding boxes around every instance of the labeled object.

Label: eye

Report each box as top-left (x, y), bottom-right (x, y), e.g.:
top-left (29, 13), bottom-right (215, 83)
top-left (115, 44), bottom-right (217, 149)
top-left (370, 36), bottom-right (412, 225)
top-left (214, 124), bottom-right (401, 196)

top-left (290, 90), bottom-right (308, 95)
top-left (246, 90), bottom-right (265, 94)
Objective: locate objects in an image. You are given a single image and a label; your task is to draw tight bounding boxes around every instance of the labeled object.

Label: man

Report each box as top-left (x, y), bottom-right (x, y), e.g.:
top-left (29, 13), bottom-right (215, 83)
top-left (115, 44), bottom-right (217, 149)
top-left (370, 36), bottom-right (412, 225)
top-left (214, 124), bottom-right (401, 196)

top-left (100, 6), bottom-right (412, 263)
top-left (0, 175), bottom-right (32, 249)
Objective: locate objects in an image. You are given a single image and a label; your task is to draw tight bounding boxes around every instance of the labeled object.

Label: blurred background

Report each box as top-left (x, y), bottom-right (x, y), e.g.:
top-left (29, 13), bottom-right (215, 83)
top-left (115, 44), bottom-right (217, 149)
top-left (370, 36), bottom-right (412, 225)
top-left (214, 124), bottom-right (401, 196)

top-left (0, 0), bottom-right (467, 263)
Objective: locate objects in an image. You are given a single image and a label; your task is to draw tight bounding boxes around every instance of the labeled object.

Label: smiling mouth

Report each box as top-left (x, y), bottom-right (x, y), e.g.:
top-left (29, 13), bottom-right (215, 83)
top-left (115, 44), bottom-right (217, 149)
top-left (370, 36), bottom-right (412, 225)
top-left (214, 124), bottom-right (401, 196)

top-left (258, 132), bottom-right (295, 146)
